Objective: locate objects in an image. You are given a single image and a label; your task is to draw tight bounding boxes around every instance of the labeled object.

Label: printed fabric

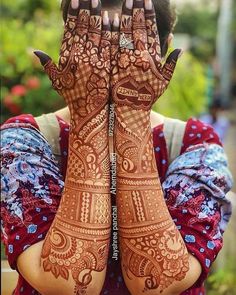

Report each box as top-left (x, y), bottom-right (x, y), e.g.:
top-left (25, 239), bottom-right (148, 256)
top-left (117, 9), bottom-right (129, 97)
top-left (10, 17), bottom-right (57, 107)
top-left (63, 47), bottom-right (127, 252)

top-left (1, 114), bottom-right (233, 295)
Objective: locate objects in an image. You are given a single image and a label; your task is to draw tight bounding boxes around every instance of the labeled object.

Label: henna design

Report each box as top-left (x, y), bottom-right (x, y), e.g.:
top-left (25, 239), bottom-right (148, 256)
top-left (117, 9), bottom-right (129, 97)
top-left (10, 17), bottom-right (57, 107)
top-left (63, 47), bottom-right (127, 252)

top-left (35, 1), bottom-right (111, 293)
top-left (112, 0), bottom-right (188, 293)
top-left (120, 223), bottom-right (189, 293)
top-left (112, 1), bottom-right (182, 110)
top-left (42, 189), bottom-right (110, 293)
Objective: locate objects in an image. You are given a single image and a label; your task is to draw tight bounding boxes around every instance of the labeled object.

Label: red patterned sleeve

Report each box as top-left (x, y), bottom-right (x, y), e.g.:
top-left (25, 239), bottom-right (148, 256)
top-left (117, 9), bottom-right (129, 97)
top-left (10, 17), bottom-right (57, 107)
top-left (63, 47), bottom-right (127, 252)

top-left (162, 118), bottom-right (233, 290)
top-left (1, 116), bottom-right (64, 269)
top-left (181, 118), bottom-right (222, 153)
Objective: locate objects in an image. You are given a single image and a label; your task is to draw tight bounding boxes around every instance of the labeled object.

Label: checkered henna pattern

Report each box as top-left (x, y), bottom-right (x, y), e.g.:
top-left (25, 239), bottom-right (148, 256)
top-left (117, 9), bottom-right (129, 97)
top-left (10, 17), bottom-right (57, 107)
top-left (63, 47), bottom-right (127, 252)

top-left (112, 0), bottom-right (189, 293)
top-left (35, 0), bottom-right (111, 293)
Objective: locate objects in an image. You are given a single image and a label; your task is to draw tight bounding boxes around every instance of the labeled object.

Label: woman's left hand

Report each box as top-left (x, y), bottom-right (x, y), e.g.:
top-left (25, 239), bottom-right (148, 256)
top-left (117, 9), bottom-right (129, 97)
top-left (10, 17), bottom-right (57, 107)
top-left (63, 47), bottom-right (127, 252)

top-left (111, 0), bottom-right (182, 112)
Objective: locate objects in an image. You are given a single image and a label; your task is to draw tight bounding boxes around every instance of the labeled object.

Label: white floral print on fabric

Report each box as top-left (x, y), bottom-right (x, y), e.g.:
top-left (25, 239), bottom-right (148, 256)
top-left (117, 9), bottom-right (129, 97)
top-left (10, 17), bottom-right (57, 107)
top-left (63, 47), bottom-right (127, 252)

top-left (1, 127), bottom-right (64, 221)
top-left (162, 143), bottom-right (233, 236)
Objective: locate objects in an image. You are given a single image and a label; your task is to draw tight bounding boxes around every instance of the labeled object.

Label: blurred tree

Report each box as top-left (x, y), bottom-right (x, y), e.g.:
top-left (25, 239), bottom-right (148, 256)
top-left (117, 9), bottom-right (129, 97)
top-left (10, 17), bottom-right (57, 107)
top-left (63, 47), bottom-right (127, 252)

top-left (0, 0), bottom-right (64, 123)
top-left (0, 0), bottom-right (60, 22)
top-left (216, 0), bottom-right (234, 106)
top-left (154, 52), bottom-right (207, 120)
top-left (175, 3), bottom-right (218, 61)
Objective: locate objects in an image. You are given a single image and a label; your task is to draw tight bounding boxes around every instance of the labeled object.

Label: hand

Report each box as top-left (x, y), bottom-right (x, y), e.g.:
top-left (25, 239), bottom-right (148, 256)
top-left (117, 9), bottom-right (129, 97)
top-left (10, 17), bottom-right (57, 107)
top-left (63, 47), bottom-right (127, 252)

top-left (111, 0), bottom-right (181, 112)
top-left (34, 0), bottom-right (111, 128)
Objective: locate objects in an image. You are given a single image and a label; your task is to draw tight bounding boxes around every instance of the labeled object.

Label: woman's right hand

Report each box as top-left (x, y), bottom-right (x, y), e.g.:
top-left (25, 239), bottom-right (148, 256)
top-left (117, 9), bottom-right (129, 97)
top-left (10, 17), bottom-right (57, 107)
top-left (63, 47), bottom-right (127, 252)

top-left (34, 0), bottom-right (111, 127)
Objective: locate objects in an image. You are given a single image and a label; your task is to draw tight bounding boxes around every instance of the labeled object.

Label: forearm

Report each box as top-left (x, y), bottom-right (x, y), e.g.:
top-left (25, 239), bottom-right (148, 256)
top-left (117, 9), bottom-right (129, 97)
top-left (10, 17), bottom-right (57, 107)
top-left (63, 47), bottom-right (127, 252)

top-left (39, 106), bottom-right (111, 294)
top-left (115, 107), bottom-right (194, 294)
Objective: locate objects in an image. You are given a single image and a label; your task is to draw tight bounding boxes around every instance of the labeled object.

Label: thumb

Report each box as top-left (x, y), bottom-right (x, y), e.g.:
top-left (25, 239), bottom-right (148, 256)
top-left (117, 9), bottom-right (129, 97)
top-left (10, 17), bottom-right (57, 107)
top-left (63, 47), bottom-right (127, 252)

top-left (34, 50), bottom-right (59, 85)
top-left (162, 49), bottom-right (182, 82)
top-left (34, 50), bottom-right (52, 67)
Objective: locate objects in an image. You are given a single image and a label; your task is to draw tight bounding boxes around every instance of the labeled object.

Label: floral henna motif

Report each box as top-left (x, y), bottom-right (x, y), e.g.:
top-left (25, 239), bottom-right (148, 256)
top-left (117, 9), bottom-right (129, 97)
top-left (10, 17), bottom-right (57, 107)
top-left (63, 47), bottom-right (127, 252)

top-left (112, 0), bottom-right (189, 293)
top-left (35, 3), bottom-right (111, 125)
top-left (112, 1), bottom-right (182, 111)
top-left (41, 190), bottom-right (110, 294)
top-left (119, 214), bottom-right (189, 292)
top-left (116, 184), bottom-right (189, 293)
top-left (35, 1), bottom-right (111, 293)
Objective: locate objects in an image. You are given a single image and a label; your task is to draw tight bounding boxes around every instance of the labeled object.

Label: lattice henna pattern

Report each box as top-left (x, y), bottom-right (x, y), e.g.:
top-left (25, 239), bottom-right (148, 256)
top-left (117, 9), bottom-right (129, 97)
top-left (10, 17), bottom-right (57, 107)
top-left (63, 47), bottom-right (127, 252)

top-left (35, 1), bottom-right (112, 293)
top-left (112, 0), bottom-right (188, 293)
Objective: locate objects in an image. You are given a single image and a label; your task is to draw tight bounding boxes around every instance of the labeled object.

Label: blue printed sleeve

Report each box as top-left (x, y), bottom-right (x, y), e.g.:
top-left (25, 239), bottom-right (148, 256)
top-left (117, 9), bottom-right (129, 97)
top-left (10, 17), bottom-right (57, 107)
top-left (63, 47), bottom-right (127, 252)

top-left (162, 143), bottom-right (233, 287)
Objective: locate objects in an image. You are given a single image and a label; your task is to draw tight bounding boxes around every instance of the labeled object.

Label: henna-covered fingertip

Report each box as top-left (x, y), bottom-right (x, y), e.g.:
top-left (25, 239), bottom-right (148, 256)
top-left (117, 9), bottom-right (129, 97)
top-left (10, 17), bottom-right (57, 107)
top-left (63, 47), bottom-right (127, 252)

top-left (133, 0), bottom-right (144, 9)
top-left (122, 0), bottom-right (133, 15)
top-left (145, 0), bottom-right (153, 10)
top-left (68, 0), bottom-right (79, 16)
top-left (33, 50), bottom-right (51, 67)
top-left (103, 11), bottom-right (110, 26)
top-left (112, 13), bottom-right (120, 31)
top-left (166, 49), bottom-right (182, 64)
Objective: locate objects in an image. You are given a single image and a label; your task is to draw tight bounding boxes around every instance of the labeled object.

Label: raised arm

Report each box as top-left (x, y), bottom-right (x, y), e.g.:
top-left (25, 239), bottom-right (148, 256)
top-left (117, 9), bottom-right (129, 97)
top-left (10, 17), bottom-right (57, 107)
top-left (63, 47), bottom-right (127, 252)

top-left (17, 1), bottom-right (111, 294)
top-left (111, 0), bottom-right (202, 294)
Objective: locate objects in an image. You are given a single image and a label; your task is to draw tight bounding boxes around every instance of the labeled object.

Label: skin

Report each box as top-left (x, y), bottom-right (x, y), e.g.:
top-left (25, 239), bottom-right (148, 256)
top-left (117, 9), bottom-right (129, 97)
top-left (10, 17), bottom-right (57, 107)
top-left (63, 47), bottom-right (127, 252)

top-left (16, 1), bottom-right (202, 295)
top-left (111, 1), bottom-right (202, 294)
top-left (19, 1), bottom-right (111, 294)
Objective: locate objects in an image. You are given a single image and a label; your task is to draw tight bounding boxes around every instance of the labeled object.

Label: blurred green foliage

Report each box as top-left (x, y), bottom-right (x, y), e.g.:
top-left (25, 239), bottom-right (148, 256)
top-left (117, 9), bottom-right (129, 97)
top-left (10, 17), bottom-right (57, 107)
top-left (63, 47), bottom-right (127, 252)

top-left (175, 4), bottom-right (218, 61)
top-left (154, 51), bottom-right (207, 120)
top-left (206, 260), bottom-right (236, 295)
top-left (0, 0), bottom-right (65, 123)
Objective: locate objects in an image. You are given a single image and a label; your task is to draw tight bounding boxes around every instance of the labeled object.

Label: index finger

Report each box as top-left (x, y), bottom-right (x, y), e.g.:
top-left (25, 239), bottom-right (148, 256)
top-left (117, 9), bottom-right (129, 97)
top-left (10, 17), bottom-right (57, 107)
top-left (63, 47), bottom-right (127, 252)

top-left (145, 0), bottom-right (161, 58)
top-left (59, 0), bottom-right (79, 69)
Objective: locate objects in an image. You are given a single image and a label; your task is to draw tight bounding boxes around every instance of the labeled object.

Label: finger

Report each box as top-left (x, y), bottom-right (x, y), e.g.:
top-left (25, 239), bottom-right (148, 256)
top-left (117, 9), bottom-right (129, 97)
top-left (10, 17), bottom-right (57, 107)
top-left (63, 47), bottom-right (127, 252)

top-left (77, 0), bottom-right (91, 38)
top-left (120, 0), bottom-right (133, 51)
top-left (88, 0), bottom-right (102, 47)
top-left (162, 49), bottom-right (182, 82)
top-left (133, 0), bottom-right (147, 49)
top-left (111, 13), bottom-right (120, 62)
top-left (100, 11), bottom-right (111, 71)
top-left (101, 11), bottom-right (112, 48)
top-left (144, 0), bottom-right (161, 58)
top-left (65, 0), bottom-right (79, 33)
top-left (59, 1), bottom-right (79, 69)
top-left (34, 51), bottom-right (59, 85)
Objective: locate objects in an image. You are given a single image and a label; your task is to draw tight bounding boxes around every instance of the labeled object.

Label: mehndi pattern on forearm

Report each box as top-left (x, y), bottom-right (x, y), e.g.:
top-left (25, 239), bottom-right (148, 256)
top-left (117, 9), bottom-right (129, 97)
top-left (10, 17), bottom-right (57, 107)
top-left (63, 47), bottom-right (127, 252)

top-left (35, 1), bottom-right (112, 293)
top-left (115, 120), bottom-right (189, 292)
top-left (112, 0), bottom-right (189, 293)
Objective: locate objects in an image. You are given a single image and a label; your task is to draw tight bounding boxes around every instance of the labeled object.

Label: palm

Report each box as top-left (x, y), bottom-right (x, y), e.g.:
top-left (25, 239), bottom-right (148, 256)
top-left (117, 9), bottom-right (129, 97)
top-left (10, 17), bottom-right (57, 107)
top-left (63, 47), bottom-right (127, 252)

top-left (35, 2), bottom-right (111, 123)
top-left (111, 1), bottom-right (181, 112)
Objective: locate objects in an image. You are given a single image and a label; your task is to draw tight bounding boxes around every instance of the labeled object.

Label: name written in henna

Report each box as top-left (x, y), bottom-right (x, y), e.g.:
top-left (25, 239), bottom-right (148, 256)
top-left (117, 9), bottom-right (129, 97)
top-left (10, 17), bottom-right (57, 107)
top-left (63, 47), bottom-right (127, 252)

top-left (117, 86), bottom-right (152, 102)
top-left (117, 86), bottom-right (138, 97)
top-left (112, 206), bottom-right (119, 260)
top-left (110, 153), bottom-right (117, 195)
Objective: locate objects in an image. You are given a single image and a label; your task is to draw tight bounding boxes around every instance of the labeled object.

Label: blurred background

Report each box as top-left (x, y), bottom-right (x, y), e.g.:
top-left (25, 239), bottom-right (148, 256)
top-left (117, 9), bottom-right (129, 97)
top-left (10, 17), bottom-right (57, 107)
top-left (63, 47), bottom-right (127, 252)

top-left (1, 0), bottom-right (236, 294)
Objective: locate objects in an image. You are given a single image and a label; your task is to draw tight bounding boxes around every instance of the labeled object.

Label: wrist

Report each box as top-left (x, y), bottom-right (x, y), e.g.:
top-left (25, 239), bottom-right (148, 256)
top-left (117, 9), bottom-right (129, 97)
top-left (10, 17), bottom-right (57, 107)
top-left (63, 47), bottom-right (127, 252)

top-left (115, 105), bottom-right (152, 133)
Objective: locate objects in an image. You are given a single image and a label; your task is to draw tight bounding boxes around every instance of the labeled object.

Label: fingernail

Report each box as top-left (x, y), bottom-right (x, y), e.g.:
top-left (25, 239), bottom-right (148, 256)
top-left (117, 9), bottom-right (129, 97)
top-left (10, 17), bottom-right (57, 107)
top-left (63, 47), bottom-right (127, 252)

top-left (103, 11), bottom-right (109, 25)
top-left (92, 0), bottom-right (99, 8)
top-left (33, 51), bottom-right (51, 66)
top-left (114, 13), bottom-right (120, 27)
top-left (126, 0), bottom-right (133, 9)
top-left (145, 0), bottom-right (152, 10)
top-left (71, 0), bottom-right (79, 9)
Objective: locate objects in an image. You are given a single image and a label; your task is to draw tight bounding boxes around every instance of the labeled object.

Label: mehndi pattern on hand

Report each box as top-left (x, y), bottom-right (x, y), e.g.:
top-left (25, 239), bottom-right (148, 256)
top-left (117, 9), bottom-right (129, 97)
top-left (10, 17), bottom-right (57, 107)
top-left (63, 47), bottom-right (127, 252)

top-left (112, 0), bottom-right (189, 293)
top-left (35, 0), bottom-right (112, 293)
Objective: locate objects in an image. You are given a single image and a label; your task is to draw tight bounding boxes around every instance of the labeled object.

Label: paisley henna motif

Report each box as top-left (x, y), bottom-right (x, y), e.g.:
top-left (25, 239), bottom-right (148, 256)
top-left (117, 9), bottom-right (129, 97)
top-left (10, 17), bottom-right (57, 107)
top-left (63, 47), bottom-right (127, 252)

top-left (112, 0), bottom-right (188, 293)
top-left (35, 0), bottom-right (111, 293)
